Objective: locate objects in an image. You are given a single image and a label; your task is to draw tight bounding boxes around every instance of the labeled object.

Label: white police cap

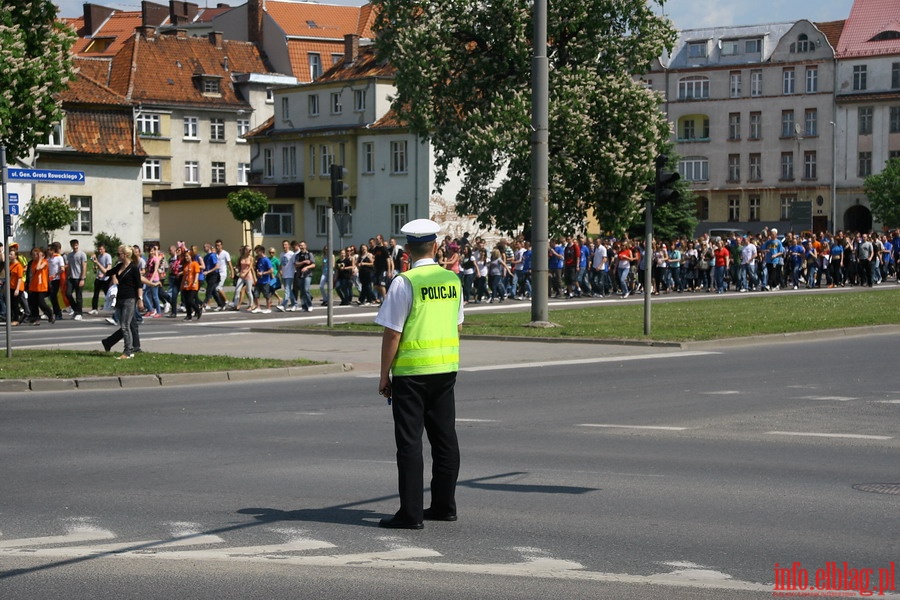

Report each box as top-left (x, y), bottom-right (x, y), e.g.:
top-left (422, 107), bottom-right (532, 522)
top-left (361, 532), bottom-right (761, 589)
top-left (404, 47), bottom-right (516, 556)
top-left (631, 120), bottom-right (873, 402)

top-left (400, 218), bottom-right (441, 243)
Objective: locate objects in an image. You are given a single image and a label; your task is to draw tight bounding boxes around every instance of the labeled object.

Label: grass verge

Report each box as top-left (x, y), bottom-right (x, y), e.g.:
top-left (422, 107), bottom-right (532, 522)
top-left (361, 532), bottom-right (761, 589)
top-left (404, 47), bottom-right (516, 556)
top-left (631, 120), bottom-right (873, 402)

top-left (314, 288), bottom-right (900, 342)
top-left (0, 350), bottom-right (320, 380)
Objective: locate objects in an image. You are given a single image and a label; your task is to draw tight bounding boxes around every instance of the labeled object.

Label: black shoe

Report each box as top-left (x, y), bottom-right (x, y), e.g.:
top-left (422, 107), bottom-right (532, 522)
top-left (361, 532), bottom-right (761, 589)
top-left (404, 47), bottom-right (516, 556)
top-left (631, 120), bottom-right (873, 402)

top-left (101, 339), bottom-right (112, 352)
top-left (423, 508), bottom-right (457, 522)
top-left (378, 515), bottom-right (423, 530)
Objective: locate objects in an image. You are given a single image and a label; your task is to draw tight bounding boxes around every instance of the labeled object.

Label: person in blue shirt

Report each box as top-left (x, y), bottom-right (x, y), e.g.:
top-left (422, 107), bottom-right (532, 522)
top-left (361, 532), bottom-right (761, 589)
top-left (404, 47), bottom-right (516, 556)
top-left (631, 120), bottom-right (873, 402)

top-left (788, 236), bottom-right (805, 289)
top-left (253, 245), bottom-right (275, 313)
top-left (829, 237), bottom-right (844, 287)
top-left (549, 237), bottom-right (565, 298)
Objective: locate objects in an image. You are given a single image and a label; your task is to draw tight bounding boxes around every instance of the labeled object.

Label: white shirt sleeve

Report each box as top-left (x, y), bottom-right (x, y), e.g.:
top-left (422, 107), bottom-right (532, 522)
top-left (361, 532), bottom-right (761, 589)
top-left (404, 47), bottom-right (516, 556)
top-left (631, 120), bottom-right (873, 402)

top-left (374, 275), bottom-right (412, 333)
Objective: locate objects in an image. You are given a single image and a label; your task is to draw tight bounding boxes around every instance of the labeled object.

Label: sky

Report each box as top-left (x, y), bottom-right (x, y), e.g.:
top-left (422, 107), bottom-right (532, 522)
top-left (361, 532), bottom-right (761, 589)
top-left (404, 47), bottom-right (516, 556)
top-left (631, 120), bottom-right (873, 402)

top-left (53, 0), bottom-right (856, 31)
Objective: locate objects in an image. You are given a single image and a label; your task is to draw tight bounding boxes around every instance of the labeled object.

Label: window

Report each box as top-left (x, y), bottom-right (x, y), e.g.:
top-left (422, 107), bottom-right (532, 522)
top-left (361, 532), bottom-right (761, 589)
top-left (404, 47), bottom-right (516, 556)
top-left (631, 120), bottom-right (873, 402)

top-left (142, 159), bottom-right (161, 182)
top-left (47, 122), bottom-right (63, 146)
top-left (678, 76), bottom-right (709, 99)
top-left (727, 154), bottom-right (740, 182)
top-left (320, 144), bottom-right (334, 176)
top-left (782, 110), bottom-right (795, 137)
top-left (804, 151), bottom-right (817, 179)
top-left (791, 34), bottom-right (813, 53)
top-left (210, 118), bottom-right (225, 141)
top-left (745, 38), bottom-right (762, 53)
top-left (682, 119), bottom-right (696, 140)
top-left (749, 153), bottom-right (762, 181)
top-left (390, 140), bottom-right (408, 174)
top-left (331, 92), bottom-right (342, 114)
top-left (781, 152), bottom-right (794, 180)
top-left (211, 161), bottom-right (226, 184)
top-left (890, 106), bottom-right (900, 133)
top-left (354, 89), bottom-right (367, 111)
top-left (728, 113), bottom-right (741, 140)
top-left (137, 113), bottom-right (161, 136)
top-left (282, 147), bottom-right (291, 178)
top-left (257, 204), bottom-right (294, 236)
top-left (728, 196), bottom-right (740, 222)
top-left (806, 67), bottom-right (818, 93)
top-left (264, 148), bottom-right (274, 178)
top-left (858, 151), bottom-right (872, 177)
top-left (362, 142), bottom-right (375, 173)
top-left (184, 160), bottom-right (199, 184)
top-left (237, 119), bottom-right (250, 141)
top-left (331, 53), bottom-right (343, 66)
top-left (308, 145), bottom-right (316, 176)
top-left (722, 41), bottom-right (740, 56)
top-left (750, 70), bottom-right (763, 97)
top-left (783, 68), bottom-right (795, 95)
top-left (266, 88), bottom-right (274, 104)
top-left (183, 116), bottom-right (199, 139)
top-left (688, 42), bottom-right (707, 58)
top-left (748, 195), bottom-right (760, 221)
top-left (893, 63), bottom-right (900, 89)
top-left (238, 162), bottom-right (250, 185)
top-left (858, 107), bottom-right (873, 135)
top-left (804, 109), bottom-right (818, 136)
top-left (70, 196), bottom-right (91, 233)
top-left (202, 78), bottom-right (220, 94)
top-left (281, 97), bottom-right (290, 121)
top-left (853, 65), bottom-right (867, 91)
top-left (730, 71), bottom-right (742, 97)
top-left (281, 146), bottom-right (298, 179)
top-left (891, 150), bottom-right (900, 160)
top-left (316, 203), bottom-right (351, 236)
top-left (391, 204), bottom-right (408, 236)
top-left (678, 157), bottom-right (709, 181)
top-left (308, 94), bottom-right (320, 116)
top-left (749, 112), bottom-right (761, 139)
top-left (780, 195), bottom-right (795, 220)
top-left (309, 53), bottom-right (322, 80)
top-left (697, 197), bottom-right (709, 220)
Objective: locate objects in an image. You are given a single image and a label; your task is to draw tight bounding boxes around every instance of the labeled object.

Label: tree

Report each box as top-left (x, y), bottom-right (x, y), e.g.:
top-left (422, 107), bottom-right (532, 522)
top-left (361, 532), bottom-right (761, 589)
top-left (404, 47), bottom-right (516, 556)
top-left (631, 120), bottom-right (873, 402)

top-left (864, 157), bottom-right (900, 229)
top-left (629, 150), bottom-right (698, 241)
top-left (372, 0), bottom-right (677, 236)
top-left (226, 189), bottom-right (269, 246)
top-left (19, 195), bottom-right (77, 245)
top-left (0, 1), bottom-right (75, 161)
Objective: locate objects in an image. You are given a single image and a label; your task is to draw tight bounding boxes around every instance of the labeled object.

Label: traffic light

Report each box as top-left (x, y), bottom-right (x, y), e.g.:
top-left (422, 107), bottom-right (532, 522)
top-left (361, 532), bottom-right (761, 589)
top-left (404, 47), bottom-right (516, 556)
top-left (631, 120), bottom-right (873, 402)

top-left (329, 164), bottom-right (350, 212)
top-left (655, 154), bottom-right (680, 205)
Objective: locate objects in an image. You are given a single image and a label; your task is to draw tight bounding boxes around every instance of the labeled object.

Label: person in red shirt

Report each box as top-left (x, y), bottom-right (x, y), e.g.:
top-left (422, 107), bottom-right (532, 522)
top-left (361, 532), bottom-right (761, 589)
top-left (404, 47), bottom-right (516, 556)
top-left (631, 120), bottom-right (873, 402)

top-left (27, 247), bottom-right (55, 325)
top-left (713, 239), bottom-right (731, 294)
top-left (180, 247), bottom-right (203, 321)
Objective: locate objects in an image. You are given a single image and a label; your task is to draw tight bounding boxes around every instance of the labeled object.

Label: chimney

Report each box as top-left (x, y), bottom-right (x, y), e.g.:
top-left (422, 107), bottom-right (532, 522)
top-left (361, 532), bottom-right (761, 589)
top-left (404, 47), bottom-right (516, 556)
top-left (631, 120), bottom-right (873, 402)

top-left (162, 27), bottom-right (189, 39)
top-left (168, 1), bottom-right (199, 26)
top-left (137, 25), bottom-right (157, 40)
top-left (248, 0), bottom-right (263, 45)
top-left (344, 33), bottom-right (359, 64)
top-left (209, 30), bottom-right (224, 49)
top-left (83, 3), bottom-right (115, 36)
top-left (142, 1), bottom-right (169, 27)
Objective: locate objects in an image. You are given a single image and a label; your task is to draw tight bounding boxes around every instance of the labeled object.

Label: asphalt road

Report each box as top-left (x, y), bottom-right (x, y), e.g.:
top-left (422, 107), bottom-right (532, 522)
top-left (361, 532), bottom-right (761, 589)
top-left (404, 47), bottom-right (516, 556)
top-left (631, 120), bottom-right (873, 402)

top-left (0, 332), bottom-right (897, 599)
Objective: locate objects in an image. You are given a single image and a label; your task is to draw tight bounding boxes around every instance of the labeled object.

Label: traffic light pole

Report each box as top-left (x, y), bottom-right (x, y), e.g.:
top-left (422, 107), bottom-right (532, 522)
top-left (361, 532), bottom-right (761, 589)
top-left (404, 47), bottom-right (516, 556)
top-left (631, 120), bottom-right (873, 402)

top-left (1, 146), bottom-right (10, 357)
top-left (326, 206), bottom-right (333, 328)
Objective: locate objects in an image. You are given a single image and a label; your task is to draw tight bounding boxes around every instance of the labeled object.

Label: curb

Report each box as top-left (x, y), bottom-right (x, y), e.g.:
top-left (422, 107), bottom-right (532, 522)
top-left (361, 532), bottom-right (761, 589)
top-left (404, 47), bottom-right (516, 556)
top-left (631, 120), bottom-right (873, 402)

top-left (0, 363), bottom-right (352, 394)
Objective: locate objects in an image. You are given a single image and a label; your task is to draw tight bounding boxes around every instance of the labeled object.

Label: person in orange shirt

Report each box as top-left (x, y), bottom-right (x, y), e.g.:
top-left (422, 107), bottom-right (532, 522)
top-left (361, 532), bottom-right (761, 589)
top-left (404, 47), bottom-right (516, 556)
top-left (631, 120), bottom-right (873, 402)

top-left (7, 248), bottom-right (27, 325)
top-left (180, 247), bottom-right (203, 321)
top-left (27, 247), bottom-right (55, 325)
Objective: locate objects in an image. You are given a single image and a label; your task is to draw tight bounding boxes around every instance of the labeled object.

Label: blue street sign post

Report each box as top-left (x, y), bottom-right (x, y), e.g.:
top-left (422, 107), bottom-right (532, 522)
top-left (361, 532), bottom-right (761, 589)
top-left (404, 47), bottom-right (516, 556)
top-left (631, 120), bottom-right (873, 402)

top-left (6, 168), bottom-right (85, 184)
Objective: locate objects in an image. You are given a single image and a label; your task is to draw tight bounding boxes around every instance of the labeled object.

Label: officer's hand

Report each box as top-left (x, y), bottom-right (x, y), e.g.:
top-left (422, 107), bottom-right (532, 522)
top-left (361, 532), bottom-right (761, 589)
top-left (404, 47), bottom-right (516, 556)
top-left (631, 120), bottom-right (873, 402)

top-left (379, 376), bottom-right (392, 400)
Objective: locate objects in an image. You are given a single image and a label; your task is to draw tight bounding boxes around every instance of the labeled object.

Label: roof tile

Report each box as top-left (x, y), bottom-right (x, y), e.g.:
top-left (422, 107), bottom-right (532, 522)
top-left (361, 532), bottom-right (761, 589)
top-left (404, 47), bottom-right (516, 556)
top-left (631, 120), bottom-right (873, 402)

top-left (836, 0), bottom-right (900, 57)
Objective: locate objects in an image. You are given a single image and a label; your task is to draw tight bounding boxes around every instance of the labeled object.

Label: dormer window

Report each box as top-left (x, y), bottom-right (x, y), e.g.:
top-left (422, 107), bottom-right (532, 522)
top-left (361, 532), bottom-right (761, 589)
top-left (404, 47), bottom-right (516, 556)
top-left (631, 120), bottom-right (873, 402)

top-left (745, 38), bottom-right (762, 53)
top-left (870, 30), bottom-right (900, 42)
top-left (790, 34), bottom-right (814, 53)
top-left (84, 37), bottom-right (114, 53)
top-left (195, 74), bottom-right (223, 97)
top-left (688, 42), bottom-right (708, 58)
top-left (47, 122), bottom-right (64, 147)
top-left (721, 41), bottom-right (739, 56)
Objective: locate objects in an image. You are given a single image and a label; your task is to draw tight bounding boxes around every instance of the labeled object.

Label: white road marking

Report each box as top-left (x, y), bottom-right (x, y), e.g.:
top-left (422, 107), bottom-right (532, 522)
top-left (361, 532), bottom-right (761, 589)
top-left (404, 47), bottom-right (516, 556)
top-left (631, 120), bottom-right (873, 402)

top-left (702, 391), bottom-right (741, 395)
top-left (461, 351), bottom-right (718, 372)
top-left (766, 431), bottom-right (893, 440)
top-left (792, 395), bottom-right (857, 402)
top-left (0, 525), bottom-right (114, 548)
top-left (457, 418), bottom-right (499, 423)
top-left (578, 424), bottom-right (690, 431)
top-left (874, 399), bottom-right (900, 404)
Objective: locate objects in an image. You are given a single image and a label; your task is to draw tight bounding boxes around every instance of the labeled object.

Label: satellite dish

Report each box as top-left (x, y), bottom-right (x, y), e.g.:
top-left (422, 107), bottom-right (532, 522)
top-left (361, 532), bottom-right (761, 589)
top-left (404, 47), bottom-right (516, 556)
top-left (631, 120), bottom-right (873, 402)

top-left (795, 123), bottom-right (803, 136)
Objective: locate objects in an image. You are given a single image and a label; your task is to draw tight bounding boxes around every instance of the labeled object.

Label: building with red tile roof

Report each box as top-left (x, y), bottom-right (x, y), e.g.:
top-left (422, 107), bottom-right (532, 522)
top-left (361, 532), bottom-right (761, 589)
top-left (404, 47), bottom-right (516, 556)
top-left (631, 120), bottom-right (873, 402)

top-left (832, 0), bottom-right (900, 232)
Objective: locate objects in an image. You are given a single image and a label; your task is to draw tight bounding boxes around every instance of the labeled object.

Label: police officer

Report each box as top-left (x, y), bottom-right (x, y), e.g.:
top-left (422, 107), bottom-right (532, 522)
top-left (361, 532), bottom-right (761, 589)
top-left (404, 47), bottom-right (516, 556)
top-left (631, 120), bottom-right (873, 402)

top-left (375, 219), bottom-right (464, 529)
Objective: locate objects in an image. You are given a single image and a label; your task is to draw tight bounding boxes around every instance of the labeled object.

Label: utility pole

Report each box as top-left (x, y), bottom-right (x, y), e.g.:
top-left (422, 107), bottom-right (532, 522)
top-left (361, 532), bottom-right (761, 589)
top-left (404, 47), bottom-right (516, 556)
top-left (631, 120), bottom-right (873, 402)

top-left (529, 0), bottom-right (550, 326)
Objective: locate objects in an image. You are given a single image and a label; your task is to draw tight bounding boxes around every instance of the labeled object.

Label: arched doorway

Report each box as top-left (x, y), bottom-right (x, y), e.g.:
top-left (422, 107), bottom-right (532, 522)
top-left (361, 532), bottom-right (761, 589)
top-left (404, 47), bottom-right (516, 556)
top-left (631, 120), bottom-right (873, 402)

top-left (844, 204), bottom-right (872, 233)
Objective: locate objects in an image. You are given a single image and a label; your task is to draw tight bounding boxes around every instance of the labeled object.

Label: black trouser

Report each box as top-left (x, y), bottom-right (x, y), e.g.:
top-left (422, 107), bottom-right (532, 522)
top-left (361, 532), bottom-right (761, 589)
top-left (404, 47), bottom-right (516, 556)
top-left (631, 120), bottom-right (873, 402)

top-left (28, 290), bottom-right (53, 323)
top-left (92, 279), bottom-right (110, 310)
top-left (65, 278), bottom-right (84, 316)
top-left (183, 289), bottom-right (202, 318)
top-left (391, 371), bottom-right (460, 523)
top-left (204, 272), bottom-right (223, 307)
top-left (49, 279), bottom-right (63, 318)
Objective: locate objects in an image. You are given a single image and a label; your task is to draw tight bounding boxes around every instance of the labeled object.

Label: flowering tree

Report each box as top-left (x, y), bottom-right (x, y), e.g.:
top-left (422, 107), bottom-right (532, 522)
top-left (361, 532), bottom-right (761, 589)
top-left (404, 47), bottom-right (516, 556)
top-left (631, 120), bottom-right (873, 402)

top-left (0, 1), bottom-right (75, 161)
top-left (373, 0), bottom-right (677, 236)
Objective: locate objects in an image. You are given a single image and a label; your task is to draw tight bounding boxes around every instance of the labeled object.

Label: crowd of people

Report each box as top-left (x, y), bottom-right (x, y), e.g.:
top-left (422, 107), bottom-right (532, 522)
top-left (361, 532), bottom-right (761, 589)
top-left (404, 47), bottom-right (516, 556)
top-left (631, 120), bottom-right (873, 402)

top-left (2, 226), bottom-right (897, 334)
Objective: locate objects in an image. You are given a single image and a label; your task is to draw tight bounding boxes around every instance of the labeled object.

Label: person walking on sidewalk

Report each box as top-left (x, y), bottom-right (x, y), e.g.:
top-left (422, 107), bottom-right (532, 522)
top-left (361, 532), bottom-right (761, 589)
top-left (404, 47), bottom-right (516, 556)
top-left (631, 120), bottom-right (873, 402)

top-left (376, 218), bottom-right (465, 530)
top-left (101, 245), bottom-right (160, 359)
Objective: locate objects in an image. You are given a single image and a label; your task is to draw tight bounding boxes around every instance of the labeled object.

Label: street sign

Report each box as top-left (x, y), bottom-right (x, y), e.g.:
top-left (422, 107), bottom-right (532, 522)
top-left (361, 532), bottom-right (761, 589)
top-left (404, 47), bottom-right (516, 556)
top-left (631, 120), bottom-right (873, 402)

top-left (7, 168), bottom-right (85, 185)
top-left (8, 193), bottom-right (18, 204)
top-left (8, 205), bottom-right (19, 215)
